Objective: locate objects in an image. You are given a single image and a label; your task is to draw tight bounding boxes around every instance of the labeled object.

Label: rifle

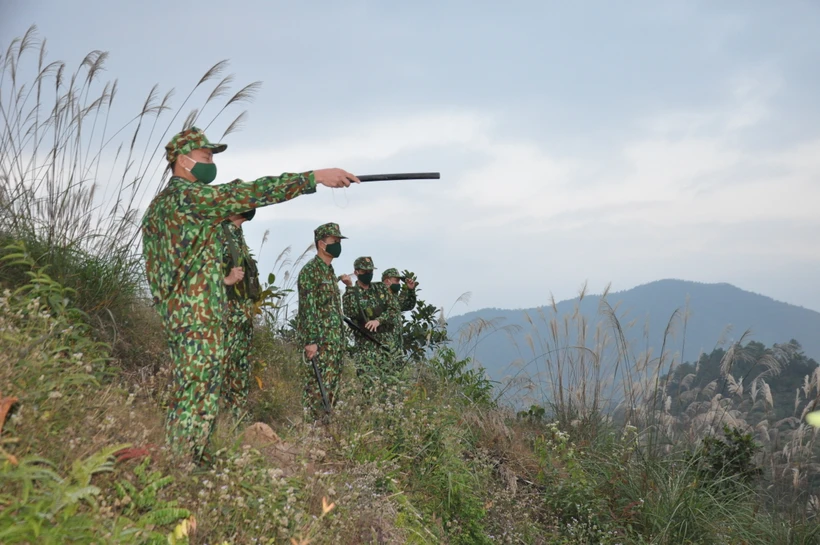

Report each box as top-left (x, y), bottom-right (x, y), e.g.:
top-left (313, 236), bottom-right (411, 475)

top-left (342, 314), bottom-right (391, 352)
top-left (308, 354), bottom-right (332, 418)
top-left (221, 223), bottom-right (242, 267)
top-left (356, 172), bottom-right (440, 182)
top-left (221, 223), bottom-right (262, 301)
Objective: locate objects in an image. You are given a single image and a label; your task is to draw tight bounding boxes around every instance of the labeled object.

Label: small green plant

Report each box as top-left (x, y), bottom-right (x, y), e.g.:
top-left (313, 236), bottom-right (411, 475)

top-left (253, 272), bottom-right (293, 324)
top-left (692, 424), bottom-right (762, 490)
top-left (112, 456), bottom-right (191, 531)
top-left (517, 404), bottom-right (547, 422)
top-left (0, 445), bottom-right (120, 543)
top-left (427, 347), bottom-right (495, 406)
top-left (402, 299), bottom-right (449, 361)
top-left (0, 447), bottom-right (195, 544)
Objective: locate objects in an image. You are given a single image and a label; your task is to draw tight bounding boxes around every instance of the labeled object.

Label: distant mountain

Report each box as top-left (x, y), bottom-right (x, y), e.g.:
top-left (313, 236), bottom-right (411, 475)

top-left (445, 279), bottom-right (820, 392)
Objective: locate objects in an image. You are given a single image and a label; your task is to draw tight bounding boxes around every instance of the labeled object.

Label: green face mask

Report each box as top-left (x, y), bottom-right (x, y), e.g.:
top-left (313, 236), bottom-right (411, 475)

top-left (358, 272), bottom-right (373, 285)
top-left (186, 158), bottom-right (217, 184)
top-left (324, 241), bottom-right (342, 258)
top-left (390, 283), bottom-right (401, 294)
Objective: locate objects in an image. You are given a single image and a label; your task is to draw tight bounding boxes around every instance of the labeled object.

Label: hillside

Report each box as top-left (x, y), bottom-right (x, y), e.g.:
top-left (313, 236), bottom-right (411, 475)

top-left (5, 245), bottom-right (820, 544)
top-left (446, 279), bottom-right (820, 389)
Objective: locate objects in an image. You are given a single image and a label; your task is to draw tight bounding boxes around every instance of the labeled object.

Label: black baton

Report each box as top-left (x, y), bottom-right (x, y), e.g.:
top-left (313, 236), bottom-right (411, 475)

top-left (356, 172), bottom-right (440, 182)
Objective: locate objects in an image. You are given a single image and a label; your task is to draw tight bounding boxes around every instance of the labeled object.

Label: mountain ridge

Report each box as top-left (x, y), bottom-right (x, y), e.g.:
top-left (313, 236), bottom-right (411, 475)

top-left (451, 278), bottom-right (820, 317)
top-left (444, 278), bottom-right (820, 385)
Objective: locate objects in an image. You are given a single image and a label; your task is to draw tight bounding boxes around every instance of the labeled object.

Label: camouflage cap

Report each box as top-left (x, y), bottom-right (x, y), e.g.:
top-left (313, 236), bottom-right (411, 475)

top-left (353, 256), bottom-right (376, 271)
top-left (381, 267), bottom-right (404, 280)
top-left (314, 222), bottom-right (347, 242)
top-left (165, 126), bottom-right (227, 163)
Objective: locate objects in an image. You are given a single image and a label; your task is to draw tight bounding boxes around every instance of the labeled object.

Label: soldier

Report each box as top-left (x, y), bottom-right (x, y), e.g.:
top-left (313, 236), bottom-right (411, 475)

top-left (382, 268), bottom-right (418, 312)
top-left (341, 257), bottom-right (402, 392)
top-left (381, 268), bottom-right (418, 354)
top-left (296, 223), bottom-right (350, 421)
top-left (141, 126), bottom-right (358, 464)
top-left (220, 208), bottom-right (260, 421)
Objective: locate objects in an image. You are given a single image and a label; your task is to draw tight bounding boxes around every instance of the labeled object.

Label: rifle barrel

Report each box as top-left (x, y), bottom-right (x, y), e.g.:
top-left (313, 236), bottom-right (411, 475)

top-left (356, 172), bottom-right (440, 182)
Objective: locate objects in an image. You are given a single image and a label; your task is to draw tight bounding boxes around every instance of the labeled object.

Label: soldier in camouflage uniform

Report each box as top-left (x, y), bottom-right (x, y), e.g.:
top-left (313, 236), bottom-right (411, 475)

top-left (382, 268), bottom-right (418, 312)
top-left (220, 208), bottom-right (261, 421)
top-left (141, 127), bottom-right (358, 463)
top-left (341, 257), bottom-right (403, 391)
top-left (381, 268), bottom-right (419, 353)
top-left (295, 223), bottom-right (351, 420)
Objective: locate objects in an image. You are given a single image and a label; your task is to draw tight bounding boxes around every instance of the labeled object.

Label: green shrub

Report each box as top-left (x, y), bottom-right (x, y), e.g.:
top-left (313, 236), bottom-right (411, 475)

top-left (426, 346), bottom-right (495, 407)
top-left (693, 424), bottom-right (762, 490)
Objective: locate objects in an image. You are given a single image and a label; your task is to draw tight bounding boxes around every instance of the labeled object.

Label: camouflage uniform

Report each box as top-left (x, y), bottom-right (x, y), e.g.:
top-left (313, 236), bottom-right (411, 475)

top-left (141, 127), bottom-right (317, 462)
top-left (296, 223), bottom-right (347, 419)
top-left (343, 258), bottom-right (403, 390)
top-left (220, 219), bottom-right (260, 419)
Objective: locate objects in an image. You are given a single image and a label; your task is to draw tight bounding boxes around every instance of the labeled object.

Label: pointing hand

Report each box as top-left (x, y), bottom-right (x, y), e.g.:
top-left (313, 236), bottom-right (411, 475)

top-left (314, 168), bottom-right (360, 188)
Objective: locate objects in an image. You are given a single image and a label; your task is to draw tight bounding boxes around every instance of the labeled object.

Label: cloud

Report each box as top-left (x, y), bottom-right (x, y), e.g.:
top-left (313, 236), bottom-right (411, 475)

top-left (131, 63), bottom-right (820, 313)
top-left (212, 65), bottom-right (819, 245)
top-left (220, 111), bottom-right (492, 174)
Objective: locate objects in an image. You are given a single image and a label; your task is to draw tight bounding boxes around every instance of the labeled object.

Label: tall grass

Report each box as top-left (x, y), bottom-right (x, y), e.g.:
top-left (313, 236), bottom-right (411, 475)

top-left (0, 25), bottom-right (259, 325)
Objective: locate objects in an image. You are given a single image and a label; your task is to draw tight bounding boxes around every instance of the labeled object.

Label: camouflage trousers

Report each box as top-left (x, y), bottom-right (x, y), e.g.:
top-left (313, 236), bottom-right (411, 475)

top-left (164, 325), bottom-right (225, 464)
top-left (302, 343), bottom-right (345, 421)
top-left (222, 302), bottom-right (254, 419)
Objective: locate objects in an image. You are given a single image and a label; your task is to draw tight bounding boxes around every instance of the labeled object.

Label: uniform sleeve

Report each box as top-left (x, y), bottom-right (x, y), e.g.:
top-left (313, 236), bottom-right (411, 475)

top-left (399, 287), bottom-right (417, 312)
top-left (182, 172), bottom-right (317, 220)
top-left (297, 264), bottom-right (321, 347)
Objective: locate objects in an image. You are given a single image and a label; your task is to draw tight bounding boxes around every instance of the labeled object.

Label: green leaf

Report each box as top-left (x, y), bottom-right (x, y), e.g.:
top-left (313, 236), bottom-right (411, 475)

top-left (64, 485), bottom-right (101, 505)
top-left (139, 507), bottom-right (191, 526)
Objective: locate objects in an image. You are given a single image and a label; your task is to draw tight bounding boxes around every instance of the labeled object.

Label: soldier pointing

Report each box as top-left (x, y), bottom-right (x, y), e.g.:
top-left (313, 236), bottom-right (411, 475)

top-left (141, 126), bottom-right (359, 464)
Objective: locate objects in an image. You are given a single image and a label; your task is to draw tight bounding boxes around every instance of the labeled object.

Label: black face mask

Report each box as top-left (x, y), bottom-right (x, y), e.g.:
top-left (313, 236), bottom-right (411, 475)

top-left (390, 283), bottom-right (401, 294)
top-left (241, 208), bottom-right (256, 221)
top-left (323, 241), bottom-right (342, 258)
top-left (358, 272), bottom-right (373, 285)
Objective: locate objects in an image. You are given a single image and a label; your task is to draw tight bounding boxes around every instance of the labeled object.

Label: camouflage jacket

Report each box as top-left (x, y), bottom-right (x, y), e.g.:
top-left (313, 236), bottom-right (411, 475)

top-left (219, 222), bottom-right (260, 304)
top-left (141, 173), bottom-right (315, 331)
top-left (296, 255), bottom-right (344, 349)
top-left (343, 281), bottom-right (402, 348)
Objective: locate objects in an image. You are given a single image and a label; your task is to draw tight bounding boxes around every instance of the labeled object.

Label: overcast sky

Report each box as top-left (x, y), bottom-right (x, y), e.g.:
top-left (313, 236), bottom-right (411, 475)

top-left (3, 0), bottom-right (819, 316)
